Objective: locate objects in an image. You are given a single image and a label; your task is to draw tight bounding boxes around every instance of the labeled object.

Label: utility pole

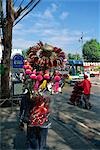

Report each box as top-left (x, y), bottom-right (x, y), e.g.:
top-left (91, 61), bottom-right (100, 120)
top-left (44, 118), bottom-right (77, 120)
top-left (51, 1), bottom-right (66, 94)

top-left (1, 0), bottom-right (13, 98)
top-left (79, 32), bottom-right (84, 60)
top-left (81, 32), bottom-right (84, 61)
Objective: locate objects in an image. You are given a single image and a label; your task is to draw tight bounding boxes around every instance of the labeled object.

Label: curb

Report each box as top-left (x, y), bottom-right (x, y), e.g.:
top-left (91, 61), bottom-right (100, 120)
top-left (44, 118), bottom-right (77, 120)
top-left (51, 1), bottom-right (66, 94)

top-left (58, 112), bottom-right (100, 136)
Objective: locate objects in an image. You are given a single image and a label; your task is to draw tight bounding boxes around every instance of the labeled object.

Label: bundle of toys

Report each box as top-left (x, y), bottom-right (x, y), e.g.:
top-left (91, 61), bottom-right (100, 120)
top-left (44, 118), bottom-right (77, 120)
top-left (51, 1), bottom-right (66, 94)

top-left (22, 41), bottom-right (66, 126)
top-left (28, 95), bottom-right (50, 126)
top-left (69, 81), bottom-right (83, 106)
top-left (26, 41), bottom-right (65, 69)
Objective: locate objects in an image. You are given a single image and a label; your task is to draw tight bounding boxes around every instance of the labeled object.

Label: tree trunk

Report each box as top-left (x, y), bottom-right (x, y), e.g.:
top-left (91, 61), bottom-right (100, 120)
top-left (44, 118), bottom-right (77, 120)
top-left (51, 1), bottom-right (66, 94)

top-left (1, 26), bottom-right (13, 98)
top-left (1, 0), bottom-right (13, 98)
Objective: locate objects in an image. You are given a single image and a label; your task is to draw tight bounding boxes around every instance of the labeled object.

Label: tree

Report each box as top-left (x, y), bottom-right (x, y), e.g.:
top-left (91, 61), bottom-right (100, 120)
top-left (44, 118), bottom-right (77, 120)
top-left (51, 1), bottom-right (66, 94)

top-left (82, 39), bottom-right (100, 62)
top-left (68, 53), bottom-right (82, 60)
top-left (22, 49), bottom-right (28, 59)
top-left (0, 0), bottom-right (41, 98)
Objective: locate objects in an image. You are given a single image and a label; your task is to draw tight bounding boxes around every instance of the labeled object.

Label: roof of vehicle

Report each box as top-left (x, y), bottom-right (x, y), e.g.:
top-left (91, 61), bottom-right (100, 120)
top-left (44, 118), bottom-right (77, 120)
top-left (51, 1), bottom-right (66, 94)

top-left (68, 60), bottom-right (83, 65)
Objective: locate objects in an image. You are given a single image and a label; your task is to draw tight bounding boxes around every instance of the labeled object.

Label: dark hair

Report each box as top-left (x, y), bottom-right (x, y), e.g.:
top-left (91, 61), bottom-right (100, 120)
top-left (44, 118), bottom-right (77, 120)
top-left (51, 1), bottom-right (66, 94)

top-left (84, 74), bottom-right (88, 79)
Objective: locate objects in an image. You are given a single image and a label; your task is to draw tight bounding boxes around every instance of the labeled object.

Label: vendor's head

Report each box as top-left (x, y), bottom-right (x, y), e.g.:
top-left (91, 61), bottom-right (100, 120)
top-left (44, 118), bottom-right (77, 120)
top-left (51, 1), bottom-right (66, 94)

top-left (84, 74), bottom-right (88, 79)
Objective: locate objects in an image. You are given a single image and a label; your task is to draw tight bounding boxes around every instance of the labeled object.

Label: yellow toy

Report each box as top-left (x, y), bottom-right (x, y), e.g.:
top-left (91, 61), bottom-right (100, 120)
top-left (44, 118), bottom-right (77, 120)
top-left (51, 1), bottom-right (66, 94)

top-left (39, 80), bottom-right (47, 90)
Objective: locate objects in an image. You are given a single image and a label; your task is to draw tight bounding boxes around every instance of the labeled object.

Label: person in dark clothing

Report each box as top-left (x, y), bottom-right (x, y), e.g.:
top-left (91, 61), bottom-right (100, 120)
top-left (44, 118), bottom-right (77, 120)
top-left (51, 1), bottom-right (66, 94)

top-left (27, 126), bottom-right (48, 150)
top-left (19, 90), bottom-right (50, 149)
top-left (19, 89), bottom-right (30, 130)
top-left (80, 74), bottom-right (92, 109)
top-left (26, 95), bottom-right (51, 150)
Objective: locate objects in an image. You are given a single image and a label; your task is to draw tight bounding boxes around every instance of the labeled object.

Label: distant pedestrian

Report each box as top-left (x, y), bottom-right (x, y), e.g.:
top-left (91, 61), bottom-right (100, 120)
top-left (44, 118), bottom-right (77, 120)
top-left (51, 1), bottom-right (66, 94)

top-left (80, 74), bottom-right (92, 109)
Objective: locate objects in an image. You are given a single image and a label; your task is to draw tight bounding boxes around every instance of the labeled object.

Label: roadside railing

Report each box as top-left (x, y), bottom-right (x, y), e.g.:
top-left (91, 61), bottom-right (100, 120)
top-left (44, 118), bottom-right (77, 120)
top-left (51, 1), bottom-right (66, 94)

top-left (0, 80), bottom-right (24, 111)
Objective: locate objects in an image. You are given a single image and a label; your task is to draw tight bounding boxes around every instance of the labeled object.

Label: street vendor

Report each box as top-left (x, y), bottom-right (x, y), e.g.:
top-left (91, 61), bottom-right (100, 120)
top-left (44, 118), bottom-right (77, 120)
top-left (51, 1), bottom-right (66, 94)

top-left (80, 74), bottom-right (92, 109)
top-left (19, 41), bottom-right (66, 150)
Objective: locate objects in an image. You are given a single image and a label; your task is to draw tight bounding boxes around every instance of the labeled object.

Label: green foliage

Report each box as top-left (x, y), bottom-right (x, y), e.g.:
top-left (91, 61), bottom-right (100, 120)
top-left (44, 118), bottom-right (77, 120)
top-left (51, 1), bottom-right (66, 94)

top-left (22, 49), bottom-right (28, 59)
top-left (95, 66), bottom-right (100, 71)
top-left (82, 39), bottom-right (100, 62)
top-left (68, 53), bottom-right (82, 60)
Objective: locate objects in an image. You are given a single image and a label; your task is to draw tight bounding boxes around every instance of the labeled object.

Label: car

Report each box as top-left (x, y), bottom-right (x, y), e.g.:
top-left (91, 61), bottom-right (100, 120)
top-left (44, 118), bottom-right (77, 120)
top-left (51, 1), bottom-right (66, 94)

top-left (90, 73), bottom-right (95, 77)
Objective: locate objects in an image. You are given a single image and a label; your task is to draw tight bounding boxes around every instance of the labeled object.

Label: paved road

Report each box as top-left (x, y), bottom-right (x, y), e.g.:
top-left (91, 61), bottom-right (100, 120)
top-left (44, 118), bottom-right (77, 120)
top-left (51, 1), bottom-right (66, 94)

top-left (50, 82), bottom-right (100, 149)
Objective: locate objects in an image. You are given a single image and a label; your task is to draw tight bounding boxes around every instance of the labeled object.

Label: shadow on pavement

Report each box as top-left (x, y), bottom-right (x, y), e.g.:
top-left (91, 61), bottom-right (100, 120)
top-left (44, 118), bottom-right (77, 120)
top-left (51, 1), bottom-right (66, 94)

top-left (13, 128), bottom-right (27, 150)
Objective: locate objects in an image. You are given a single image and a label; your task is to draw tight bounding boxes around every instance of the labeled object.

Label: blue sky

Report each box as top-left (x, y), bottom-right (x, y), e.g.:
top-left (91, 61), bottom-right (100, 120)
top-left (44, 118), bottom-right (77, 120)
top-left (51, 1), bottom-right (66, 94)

top-left (11, 0), bottom-right (100, 54)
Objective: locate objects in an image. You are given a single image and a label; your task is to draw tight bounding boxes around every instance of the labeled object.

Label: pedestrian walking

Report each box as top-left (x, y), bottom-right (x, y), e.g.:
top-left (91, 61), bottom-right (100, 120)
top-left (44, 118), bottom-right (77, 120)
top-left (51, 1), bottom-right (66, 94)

top-left (19, 41), bottom-right (66, 150)
top-left (19, 89), bottom-right (30, 130)
top-left (19, 91), bottom-right (51, 150)
top-left (27, 126), bottom-right (49, 150)
top-left (80, 74), bottom-right (92, 109)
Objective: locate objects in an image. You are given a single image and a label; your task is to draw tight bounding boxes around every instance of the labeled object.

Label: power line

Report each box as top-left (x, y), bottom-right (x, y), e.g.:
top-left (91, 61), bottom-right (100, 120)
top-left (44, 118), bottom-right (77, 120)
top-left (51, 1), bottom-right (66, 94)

top-left (14, 0), bottom-right (41, 26)
top-left (17, 0), bottom-right (25, 11)
top-left (18, 0), bottom-right (35, 13)
top-left (19, 0), bottom-right (36, 14)
top-left (14, 0), bottom-right (36, 19)
top-left (19, 0), bottom-right (25, 7)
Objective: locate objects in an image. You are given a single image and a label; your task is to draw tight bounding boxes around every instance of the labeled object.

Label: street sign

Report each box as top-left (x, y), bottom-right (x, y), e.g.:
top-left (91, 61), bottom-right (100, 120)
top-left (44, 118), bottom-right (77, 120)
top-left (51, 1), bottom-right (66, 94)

top-left (13, 54), bottom-right (24, 68)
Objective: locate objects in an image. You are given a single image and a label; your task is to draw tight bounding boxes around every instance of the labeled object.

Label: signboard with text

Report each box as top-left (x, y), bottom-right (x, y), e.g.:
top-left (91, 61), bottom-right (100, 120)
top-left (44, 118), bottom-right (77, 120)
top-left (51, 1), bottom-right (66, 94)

top-left (13, 54), bottom-right (24, 68)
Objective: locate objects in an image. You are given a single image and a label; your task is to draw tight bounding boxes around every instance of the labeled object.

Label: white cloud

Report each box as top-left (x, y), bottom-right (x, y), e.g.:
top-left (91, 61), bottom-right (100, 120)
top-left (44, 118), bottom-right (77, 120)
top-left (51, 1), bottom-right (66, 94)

top-left (29, 3), bottom-right (58, 20)
top-left (51, 3), bottom-right (58, 12)
top-left (13, 23), bottom-right (24, 30)
top-left (29, 10), bottom-right (53, 20)
top-left (42, 3), bottom-right (58, 19)
top-left (43, 9), bottom-right (53, 19)
top-left (12, 21), bottom-right (86, 51)
top-left (12, 3), bottom-right (92, 53)
top-left (12, 38), bottom-right (36, 49)
top-left (60, 12), bottom-right (69, 20)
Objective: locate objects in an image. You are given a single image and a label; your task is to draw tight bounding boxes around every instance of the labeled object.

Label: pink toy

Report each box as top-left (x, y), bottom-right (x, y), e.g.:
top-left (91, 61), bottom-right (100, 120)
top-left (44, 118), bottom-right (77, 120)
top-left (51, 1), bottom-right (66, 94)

top-left (33, 72), bottom-right (43, 92)
top-left (30, 74), bottom-right (37, 80)
top-left (37, 74), bottom-right (43, 81)
top-left (52, 72), bottom-right (61, 93)
top-left (25, 69), bottom-right (32, 75)
top-left (33, 69), bottom-right (36, 74)
top-left (34, 80), bottom-right (40, 92)
top-left (30, 69), bottom-right (37, 80)
top-left (44, 74), bottom-right (50, 80)
top-left (23, 61), bottom-right (32, 70)
top-left (39, 71), bottom-right (43, 75)
top-left (44, 70), bottom-right (50, 80)
top-left (23, 65), bottom-right (29, 69)
top-left (54, 75), bottom-right (60, 82)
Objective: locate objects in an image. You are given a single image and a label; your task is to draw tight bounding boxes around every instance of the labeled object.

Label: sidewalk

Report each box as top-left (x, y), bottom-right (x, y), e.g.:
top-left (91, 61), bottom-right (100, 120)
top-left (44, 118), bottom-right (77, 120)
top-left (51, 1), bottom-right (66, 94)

top-left (1, 105), bottom-right (99, 150)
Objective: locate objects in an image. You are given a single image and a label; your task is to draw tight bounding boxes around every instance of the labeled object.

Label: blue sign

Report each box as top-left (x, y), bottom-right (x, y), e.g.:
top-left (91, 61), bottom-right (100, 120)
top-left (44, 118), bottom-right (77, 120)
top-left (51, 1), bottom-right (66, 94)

top-left (13, 54), bottom-right (24, 68)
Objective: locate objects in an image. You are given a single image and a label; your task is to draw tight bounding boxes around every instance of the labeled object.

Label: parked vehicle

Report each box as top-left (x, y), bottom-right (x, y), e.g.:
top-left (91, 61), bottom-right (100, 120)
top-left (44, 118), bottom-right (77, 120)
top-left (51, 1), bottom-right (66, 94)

top-left (66, 60), bottom-right (84, 85)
